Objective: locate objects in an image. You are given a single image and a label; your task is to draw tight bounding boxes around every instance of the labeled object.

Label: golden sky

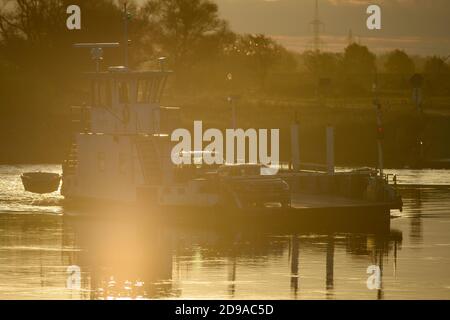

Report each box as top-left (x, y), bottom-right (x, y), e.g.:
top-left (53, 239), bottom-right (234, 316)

top-left (213, 0), bottom-right (450, 55)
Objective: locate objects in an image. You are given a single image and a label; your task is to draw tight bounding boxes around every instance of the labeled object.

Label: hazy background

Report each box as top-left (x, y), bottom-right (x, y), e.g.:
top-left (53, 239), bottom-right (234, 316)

top-left (212, 0), bottom-right (450, 55)
top-left (0, 0), bottom-right (449, 167)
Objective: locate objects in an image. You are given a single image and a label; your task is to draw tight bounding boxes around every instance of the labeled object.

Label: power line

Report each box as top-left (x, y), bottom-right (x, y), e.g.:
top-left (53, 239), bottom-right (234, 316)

top-left (310, 0), bottom-right (324, 52)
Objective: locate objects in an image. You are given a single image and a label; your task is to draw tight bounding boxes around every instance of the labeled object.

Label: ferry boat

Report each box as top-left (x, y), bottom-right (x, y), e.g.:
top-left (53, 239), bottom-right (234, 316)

top-left (60, 45), bottom-right (290, 209)
top-left (59, 5), bottom-right (292, 209)
top-left (59, 9), bottom-right (400, 220)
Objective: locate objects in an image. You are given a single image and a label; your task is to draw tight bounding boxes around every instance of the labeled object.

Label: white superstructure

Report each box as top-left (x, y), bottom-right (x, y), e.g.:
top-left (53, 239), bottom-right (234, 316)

top-left (61, 65), bottom-right (178, 203)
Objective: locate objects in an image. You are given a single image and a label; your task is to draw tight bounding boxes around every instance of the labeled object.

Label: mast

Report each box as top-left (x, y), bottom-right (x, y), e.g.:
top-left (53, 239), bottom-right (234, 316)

top-left (123, 2), bottom-right (130, 69)
top-left (348, 29), bottom-right (354, 46)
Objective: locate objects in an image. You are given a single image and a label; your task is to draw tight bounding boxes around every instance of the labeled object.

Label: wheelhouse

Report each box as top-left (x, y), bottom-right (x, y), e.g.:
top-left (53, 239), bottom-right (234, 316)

top-left (88, 68), bottom-right (171, 108)
top-left (82, 68), bottom-right (174, 135)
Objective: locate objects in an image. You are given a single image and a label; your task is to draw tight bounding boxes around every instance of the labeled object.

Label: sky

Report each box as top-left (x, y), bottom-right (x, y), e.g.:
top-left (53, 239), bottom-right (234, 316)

top-left (212, 0), bottom-right (450, 56)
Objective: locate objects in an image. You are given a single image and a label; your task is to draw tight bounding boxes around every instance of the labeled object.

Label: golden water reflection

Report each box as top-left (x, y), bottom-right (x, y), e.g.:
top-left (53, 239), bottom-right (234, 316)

top-left (0, 210), bottom-right (403, 300)
top-left (1, 175), bottom-right (450, 299)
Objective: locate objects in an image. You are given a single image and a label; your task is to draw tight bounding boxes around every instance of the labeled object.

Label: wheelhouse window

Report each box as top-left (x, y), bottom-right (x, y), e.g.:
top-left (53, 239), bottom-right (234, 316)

top-left (137, 79), bottom-right (149, 103)
top-left (118, 81), bottom-right (130, 104)
top-left (136, 76), bottom-right (165, 104)
top-left (151, 78), bottom-right (161, 103)
top-left (92, 80), bottom-right (112, 108)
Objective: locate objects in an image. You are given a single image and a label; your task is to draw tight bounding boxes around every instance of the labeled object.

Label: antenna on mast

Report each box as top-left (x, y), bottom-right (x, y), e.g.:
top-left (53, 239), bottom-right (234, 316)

top-left (73, 43), bottom-right (120, 72)
top-left (74, 2), bottom-right (131, 72)
top-left (123, 1), bottom-right (131, 69)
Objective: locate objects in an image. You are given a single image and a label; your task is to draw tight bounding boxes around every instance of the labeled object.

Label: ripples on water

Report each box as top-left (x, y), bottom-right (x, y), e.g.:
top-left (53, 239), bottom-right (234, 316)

top-left (0, 165), bottom-right (63, 214)
top-left (0, 165), bottom-right (449, 300)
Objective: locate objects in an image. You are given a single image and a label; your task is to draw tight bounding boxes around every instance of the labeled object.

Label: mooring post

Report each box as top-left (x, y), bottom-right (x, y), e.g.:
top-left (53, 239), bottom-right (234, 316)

top-left (291, 118), bottom-right (300, 171)
top-left (326, 126), bottom-right (335, 174)
top-left (373, 75), bottom-right (384, 178)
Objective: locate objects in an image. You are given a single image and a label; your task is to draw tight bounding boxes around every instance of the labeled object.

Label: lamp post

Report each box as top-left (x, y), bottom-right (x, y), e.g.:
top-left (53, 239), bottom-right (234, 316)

top-left (122, 2), bottom-right (132, 69)
top-left (226, 73), bottom-right (237, 130)
top-left (373, 74), bottom-right (384, 177)
top-left (410, 73), bottom-right (425, 161)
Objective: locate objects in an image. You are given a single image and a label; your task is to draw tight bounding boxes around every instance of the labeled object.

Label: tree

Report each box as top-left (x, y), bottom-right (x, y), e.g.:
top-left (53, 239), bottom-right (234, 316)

top-left (424, 56), bottom-right (450, 75)
top-left (303, 50), bottom-right (341, 77)
top-left (0, 0), bottom-right (142, 163)
top-left (342, 43), bottom-right (376, 76)
top-left (384, 49), bottom-right (415, 75)
top-left (0, 0), bottom-right (140, 72)
top-left (339, 43), bottom-right (376, 95)
top-left (139, 0), bottom-right (231, 71)
top-left (423, 56), bottom-right (450, 94)
top-left (224, 34), bottom-right (295, 90)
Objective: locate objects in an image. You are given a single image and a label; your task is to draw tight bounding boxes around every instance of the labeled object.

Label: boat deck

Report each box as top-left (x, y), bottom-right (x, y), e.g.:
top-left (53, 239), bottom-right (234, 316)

top-left (290, 193), bottom-right (391, 210)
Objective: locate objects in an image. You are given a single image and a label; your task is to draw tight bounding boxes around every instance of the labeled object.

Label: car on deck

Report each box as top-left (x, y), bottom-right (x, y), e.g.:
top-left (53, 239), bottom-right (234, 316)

top-left (216, 164), bottom-right (291, 209)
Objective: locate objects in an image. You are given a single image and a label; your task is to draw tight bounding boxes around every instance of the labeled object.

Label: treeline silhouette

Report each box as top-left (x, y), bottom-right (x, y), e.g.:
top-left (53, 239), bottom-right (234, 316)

top-left (0, 0), bottom-right (449, 165)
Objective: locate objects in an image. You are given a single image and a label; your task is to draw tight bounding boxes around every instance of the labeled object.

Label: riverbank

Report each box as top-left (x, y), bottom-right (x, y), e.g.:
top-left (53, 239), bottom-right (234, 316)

top-left (168, 94), bottom-right (450, 168)
top-left (1, 95), bottom-right (449, 168)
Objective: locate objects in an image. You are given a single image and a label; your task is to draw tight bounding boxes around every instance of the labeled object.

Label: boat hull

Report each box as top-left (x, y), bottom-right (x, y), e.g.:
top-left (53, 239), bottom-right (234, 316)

top-left (21, 173), bottom-right (61, 194)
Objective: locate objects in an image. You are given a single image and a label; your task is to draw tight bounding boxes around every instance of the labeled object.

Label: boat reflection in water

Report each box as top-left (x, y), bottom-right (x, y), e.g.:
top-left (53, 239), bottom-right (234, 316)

top-left (58, 205), bottom-right (402, 300)
top-left (62, 210), bottom-right (175, 300)
top-left (2, 167), bottom-right (449, 300)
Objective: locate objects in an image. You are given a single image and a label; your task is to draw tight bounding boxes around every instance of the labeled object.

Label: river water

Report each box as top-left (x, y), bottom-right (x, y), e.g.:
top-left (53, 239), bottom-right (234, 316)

top-left (0, 165), bottom-right (449, 300)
